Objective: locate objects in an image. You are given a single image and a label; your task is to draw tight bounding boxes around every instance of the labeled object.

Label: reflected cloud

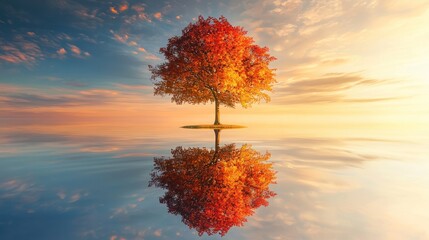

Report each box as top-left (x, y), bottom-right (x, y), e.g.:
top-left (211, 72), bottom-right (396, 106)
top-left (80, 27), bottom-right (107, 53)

top-left (149, 130), bottom-right (276, 236)
top-left (271, 137), bottom-right (382, 169)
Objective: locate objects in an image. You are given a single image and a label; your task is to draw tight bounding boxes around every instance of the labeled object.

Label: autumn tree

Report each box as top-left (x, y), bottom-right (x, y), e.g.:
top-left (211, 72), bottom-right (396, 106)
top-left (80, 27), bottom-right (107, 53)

top-left (149, 16), bottom-right (276, 125)
top-left (149, 130), bottom-right (276, 236)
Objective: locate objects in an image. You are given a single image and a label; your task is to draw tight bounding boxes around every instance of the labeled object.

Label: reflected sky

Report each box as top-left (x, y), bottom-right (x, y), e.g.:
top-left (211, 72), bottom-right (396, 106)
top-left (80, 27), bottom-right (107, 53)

top-left (1, 123), bottom-right (429, 240)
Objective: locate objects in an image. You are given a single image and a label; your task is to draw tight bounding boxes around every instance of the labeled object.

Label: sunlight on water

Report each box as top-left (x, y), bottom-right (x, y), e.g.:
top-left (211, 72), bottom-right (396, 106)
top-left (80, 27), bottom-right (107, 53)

top-left (0, 122), bottom-right (428, 240)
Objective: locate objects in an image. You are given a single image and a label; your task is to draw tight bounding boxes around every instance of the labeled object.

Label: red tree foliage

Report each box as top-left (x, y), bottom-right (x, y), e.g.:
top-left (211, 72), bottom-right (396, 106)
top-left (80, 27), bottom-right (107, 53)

top-left (149, 16), bottom-right (276, 124)
top-left (149, 131), bottom-right (276, 236)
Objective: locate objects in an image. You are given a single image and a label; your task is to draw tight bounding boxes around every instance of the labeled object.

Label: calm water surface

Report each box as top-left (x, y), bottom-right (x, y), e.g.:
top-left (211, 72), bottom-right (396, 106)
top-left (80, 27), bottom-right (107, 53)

top-left (1, 124), bottom-right (428, 240)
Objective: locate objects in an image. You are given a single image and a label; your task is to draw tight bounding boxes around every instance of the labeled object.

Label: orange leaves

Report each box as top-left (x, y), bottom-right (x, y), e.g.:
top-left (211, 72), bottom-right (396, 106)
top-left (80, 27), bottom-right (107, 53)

top-left (150, 16), bottom-right (276, 108)
top-left (149, 141), bottom-right (276, 236)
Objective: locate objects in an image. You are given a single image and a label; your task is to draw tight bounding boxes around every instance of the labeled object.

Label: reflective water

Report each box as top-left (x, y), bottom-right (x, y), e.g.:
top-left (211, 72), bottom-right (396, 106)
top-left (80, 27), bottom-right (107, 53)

top-left (1, 123), bottom-right (428, 240)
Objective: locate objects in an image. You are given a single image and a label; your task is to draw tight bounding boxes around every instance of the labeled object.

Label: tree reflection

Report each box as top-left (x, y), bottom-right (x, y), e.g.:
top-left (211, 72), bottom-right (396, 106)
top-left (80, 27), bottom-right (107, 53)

top-left (149, 130), bottom-right (276, 236)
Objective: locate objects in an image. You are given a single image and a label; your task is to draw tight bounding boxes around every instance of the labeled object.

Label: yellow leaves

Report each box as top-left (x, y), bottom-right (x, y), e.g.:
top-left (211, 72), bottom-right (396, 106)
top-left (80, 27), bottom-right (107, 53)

top-left (150, 15), bottom-right (276, 109)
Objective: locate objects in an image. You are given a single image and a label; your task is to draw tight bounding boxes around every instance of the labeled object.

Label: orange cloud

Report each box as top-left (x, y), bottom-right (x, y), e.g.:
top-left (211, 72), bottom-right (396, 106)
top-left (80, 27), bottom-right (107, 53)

top-left (119, 4), bottom-right (128, 12)
top-left (138, 47), bottom-right (146, 52)
top-left (0, 55), bottom-right (23, 63)
top-left (153, 12), bottom-right (162, 20)
top-left (0, 42), bottom-right (41, 64)
top-left (113, 33), bottom-right (129, 44)
top-left (129, 4), bottom-right (151, 22)
top-left (110, 7), bottom-right (119, 14)
top-left (57, 48), bottom-right (67, 55)
top-left (69, 44), bottom-right (81, 55)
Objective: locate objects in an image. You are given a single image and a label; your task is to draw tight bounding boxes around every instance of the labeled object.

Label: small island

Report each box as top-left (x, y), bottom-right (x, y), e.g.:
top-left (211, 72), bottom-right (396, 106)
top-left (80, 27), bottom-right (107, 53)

top-left (181, 124), bottom-right (245, 129)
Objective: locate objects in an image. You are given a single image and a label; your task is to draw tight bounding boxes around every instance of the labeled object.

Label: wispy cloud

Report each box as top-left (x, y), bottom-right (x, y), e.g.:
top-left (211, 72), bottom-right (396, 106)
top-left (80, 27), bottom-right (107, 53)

top-left (69, 44), bottom-right (81, 55)
top-left (278, 73), bottom-right (384, 95)
top-left (234, 0), bottom-right (429, 106)
top-left (111, 31), bottom-right (129, 44)
top-left (115, 83), bottom-right (152, 91)
top-left (0, 41), bottom-right (42, 65)
top-left (0, 29), bottom-right (91, 65)
top-left (273, 72), bottom-right (403, 104)
top-left (130, 3), bottom-right (151, 22)
top-left (52, 0), bottom-right (103, 28)
top-left (0, 88), bottom-right (120, 108)
top-left (68, 44), bottom-right (90, 58)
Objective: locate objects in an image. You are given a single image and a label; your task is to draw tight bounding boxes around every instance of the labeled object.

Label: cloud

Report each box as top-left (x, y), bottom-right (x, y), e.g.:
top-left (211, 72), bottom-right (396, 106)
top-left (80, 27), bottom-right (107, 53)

top-left (67, 44), bottom-right (90, 58)
top-left (110, 236), bottom-right (126, 240)
top-left (153, 12), bottom-right (162, 20)
top-left (128, 41), bottom-right (138, 46)
top-left (0, 89), bottom-right (121, 108)
top-left (273, 72), bottom-right (403, 104)
top-left (119, 4), bottom-right (128, 12)
top-left (145, 54), bottom-right (160, 61)
top-left (112, 32), bottom-right (129, 44)
top-left (113, 152), bottom-right (154, 158)
top-left (0, 179), bottom-right (44, 206)
top-left (80, 146), bottom-right (120, 153)
top-left (153, 229), bottom-right (162, 237)
top-left (0, 41), bottom-right (42, 64)
top-left (279, 73), bottom-right (383, 95)
top-left (69, 193), bottom-right (81, 203)
top-left (57, 47), bottom-right (67, 55)
top-left (69, 44), bottom-right (81, 55)
top-left (115, 83), bottom-right (152, 91)
top-left (57, 191), bottom-right (66, 200)
top-left (110, 7), bottom-right (119, 14)
top-left (129, 3), bottom-right (151, 22)
top-left (110, 2), bottom-right (128, 14)
top-left (234, 0), bottom-right (429, 97)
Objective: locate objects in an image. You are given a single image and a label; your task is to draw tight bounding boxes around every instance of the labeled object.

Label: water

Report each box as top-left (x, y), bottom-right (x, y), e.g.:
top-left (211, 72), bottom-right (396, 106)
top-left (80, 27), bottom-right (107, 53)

top-left (1, 123), bottom-right (428, 240)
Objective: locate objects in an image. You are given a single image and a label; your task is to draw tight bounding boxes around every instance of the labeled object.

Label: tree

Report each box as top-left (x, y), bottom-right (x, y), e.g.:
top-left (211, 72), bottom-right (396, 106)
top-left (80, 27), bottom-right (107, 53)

top-left (149, 130), bottom-right (276, 236)
top-left (149, 16), bottom-right (276, 125)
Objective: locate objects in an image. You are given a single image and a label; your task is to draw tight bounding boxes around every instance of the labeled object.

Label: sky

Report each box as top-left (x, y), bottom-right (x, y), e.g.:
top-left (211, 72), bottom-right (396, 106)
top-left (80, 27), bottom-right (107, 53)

top-left (1, 0), bottom-right (428, 132)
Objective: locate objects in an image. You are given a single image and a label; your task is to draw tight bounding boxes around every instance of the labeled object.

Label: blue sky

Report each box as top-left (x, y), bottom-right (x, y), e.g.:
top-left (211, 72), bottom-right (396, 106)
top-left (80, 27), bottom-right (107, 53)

top-left (0, 0), bottom-right (238, 89)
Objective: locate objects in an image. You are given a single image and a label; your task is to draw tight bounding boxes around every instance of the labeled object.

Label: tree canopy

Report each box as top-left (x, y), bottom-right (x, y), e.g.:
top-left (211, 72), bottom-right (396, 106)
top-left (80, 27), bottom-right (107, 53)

top-left (149, 131), bottom-right (276, 236)
top-left (149, 16), bottom-right (276, 124)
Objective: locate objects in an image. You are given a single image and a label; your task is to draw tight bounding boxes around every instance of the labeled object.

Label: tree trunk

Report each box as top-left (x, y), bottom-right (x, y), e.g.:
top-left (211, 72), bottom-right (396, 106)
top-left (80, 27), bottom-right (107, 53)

top-left (208, 87), bottom-right (221, 125)
top-left (214, 98), bottom-right (220, 125)
top-left (211, 129), bottom-right (221, 163)
top-left (214, 129), bottom-right (220, 152)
